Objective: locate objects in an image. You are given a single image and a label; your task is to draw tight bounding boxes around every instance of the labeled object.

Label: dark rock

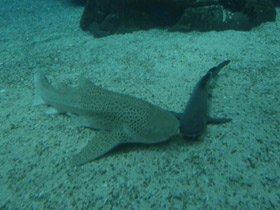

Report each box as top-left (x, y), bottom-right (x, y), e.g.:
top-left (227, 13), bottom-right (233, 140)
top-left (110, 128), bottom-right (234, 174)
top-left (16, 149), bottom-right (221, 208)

top-left (170, 5), bottom-right (250, 32)
top-left (88, 14), bottom-right (120, 38)
top-left (80, 0), bottom-right (277, 38)
top-left (243, 0), bottom-right (276, 25)
top-left (70, 0), bottom-right (87, 6)
top-left (272, 0), bottom-right (280, 6)
top-left (220, 0), bottom-right (246, 12)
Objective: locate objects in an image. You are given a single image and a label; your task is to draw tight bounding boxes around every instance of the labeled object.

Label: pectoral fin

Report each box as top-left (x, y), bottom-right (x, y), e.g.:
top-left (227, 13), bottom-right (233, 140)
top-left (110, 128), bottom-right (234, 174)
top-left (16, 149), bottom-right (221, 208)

top-left (70, 129), bottom-right (129, 166)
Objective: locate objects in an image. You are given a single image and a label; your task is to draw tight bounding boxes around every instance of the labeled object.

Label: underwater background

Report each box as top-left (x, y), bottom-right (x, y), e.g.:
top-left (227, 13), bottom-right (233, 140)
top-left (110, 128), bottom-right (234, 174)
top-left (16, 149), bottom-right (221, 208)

top-left (0, 0), bottom-right (279, 209)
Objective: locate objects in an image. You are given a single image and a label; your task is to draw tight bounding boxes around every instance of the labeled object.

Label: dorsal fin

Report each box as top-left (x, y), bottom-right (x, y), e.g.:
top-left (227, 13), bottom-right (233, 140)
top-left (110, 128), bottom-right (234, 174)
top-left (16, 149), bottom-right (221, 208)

top-left (77, 76), bottom-right (98, 90)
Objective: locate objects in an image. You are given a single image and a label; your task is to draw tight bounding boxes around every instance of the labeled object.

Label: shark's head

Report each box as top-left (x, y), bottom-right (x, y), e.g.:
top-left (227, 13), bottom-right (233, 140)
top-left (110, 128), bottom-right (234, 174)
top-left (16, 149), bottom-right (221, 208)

top-left (180, 117), bottom-right (207, 139)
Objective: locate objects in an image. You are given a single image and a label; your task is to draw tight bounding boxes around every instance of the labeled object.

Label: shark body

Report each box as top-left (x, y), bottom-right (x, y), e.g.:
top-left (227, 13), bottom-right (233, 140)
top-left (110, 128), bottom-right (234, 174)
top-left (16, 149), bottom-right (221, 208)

top-left (34, 72), bottom-right (179, 166)
top-left (172, 60), bottom-right (232, 138)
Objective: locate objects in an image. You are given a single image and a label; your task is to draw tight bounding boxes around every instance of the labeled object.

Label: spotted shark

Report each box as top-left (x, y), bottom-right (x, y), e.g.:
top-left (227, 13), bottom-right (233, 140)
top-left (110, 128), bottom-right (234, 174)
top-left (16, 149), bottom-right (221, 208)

top-left (34, 72), bottom-right (179, 166)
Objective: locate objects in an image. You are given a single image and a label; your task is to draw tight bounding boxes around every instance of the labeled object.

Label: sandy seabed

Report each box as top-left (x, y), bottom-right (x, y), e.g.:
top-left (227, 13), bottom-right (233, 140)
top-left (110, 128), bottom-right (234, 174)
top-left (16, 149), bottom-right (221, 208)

top-left (0, 0), bottom-right (279, 209)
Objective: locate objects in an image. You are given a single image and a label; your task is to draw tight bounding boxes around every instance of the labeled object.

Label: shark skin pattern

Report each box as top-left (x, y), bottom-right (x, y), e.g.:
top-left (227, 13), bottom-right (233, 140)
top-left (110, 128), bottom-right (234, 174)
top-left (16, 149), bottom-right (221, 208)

top-left (34, 72), bottom-right (179, 166)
